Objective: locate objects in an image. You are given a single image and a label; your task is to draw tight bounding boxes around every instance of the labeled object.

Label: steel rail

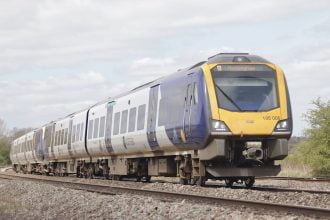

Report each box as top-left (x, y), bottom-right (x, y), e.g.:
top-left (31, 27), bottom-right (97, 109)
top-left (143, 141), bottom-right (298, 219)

top-left (0, 173), bottom-right (329, 218)
top-left (151, 179), bottom-right (330, 195)
top-left (233, 185), bottom-right (330, 195)
top-left (256, 176), bottom-right (330, 182)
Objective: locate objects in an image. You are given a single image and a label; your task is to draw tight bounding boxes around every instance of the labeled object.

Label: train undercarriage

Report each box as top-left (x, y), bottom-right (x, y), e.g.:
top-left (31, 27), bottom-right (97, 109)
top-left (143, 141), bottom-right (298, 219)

top-left (13, 137), bottom-right (287, 188)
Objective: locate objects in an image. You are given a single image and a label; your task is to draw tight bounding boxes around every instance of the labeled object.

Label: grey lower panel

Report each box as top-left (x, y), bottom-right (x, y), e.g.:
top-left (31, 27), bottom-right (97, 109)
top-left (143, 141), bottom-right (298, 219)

top-left (206, 166), bottom-right (281, 177)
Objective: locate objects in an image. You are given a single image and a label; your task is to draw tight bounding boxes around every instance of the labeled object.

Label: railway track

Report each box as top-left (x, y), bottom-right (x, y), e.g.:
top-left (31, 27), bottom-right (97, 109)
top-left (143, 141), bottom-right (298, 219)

top-left (151, 179), bottom-right (330, 195)
top-left (256, 176), bottom-right (330, 182)
top-left (205, 182), bottom-right (330, 195)
top-left (0, 172), bottom-right (329, 218)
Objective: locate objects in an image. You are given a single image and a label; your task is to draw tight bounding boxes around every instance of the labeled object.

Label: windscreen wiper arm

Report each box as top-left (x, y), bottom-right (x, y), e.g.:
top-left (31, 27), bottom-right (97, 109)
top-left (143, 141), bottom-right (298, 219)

top-left (215, 84), bottom-right (243, 111)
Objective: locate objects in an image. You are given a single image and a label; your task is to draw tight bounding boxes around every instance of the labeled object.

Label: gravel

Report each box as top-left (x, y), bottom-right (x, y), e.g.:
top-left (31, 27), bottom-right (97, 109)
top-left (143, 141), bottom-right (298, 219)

top-left (0, 177), bottom-right (329, 220)
top-left (140, 180), bottom-right (330, 209)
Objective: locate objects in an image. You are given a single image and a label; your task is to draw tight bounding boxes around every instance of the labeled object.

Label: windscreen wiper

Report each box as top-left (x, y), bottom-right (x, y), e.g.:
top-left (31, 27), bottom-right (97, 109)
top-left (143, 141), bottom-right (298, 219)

top-left (215, 84), bottom-right (243, 111)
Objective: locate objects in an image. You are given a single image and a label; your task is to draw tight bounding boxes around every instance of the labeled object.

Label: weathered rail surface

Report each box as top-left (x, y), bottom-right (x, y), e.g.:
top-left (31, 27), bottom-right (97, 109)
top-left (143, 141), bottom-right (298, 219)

top-left (256, 176), bottom-right (330, 182)
top-left (205, 183), bottom-right (330, 195)
top-left (0, 172), bottom-right (329, 218)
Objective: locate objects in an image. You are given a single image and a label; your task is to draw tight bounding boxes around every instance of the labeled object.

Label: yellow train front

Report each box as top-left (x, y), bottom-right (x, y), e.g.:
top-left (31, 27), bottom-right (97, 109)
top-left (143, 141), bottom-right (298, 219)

top-left (196, 53), bottom-right (292, 187)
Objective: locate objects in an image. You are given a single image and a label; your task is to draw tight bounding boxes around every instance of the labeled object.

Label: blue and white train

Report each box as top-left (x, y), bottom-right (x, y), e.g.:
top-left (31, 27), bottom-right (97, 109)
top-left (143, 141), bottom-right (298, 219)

top-left (11, 53), bottom-right (292, 187)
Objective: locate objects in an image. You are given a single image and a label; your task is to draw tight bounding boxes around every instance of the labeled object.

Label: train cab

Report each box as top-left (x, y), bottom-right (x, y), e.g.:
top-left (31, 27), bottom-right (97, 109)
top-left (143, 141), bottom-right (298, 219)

top-left (198, 53), bottom-right (292, 184)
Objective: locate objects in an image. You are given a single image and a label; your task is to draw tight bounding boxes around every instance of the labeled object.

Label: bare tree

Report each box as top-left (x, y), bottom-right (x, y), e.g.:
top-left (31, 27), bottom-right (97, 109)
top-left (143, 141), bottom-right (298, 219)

top-left (0, 119), bottom-right (7, 138)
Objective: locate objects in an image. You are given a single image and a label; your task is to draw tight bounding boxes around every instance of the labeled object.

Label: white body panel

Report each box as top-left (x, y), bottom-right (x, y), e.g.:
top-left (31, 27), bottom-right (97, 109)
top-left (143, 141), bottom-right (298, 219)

top-left (11, 139), bottom-right (18, 165)
top-left (111, 88), bottom-right (150, 155)
top-left (86, 103), bottom-right (108, 157)
top-left (16, 136), bottom-right (28, 165)
top-left (71, 110), bottom-right (89, 158)
top-left (25, 131), bottom-right (37, 164)
top-left (53, 118), bottom-right (70, 160)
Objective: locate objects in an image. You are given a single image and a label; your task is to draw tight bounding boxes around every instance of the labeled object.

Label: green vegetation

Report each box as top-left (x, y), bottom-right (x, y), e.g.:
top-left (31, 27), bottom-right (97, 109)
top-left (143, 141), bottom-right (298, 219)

top-left (281, 98), bottom-right (330, 176)
top-left (0, 119), bottom-right (33, 166)
top-left (0, 119), bottom-right (11, 166)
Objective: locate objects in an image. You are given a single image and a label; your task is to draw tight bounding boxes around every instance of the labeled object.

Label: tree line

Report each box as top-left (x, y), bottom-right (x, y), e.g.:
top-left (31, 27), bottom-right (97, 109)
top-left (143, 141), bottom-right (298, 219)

top-left (0, 119), bottom-right (33, 166)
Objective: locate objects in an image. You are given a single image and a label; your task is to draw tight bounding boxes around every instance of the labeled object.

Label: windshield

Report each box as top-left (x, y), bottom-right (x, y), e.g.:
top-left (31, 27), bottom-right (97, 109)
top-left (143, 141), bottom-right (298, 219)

top-left (212, 64), bottom-right (279, 112)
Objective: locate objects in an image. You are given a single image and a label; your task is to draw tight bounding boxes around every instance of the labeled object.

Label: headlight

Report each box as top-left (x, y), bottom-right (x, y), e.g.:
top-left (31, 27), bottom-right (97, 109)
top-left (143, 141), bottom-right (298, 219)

top-left (274, 119), bottom-right (290, 131)
top-left (211, 120), bottom-right (230, 132)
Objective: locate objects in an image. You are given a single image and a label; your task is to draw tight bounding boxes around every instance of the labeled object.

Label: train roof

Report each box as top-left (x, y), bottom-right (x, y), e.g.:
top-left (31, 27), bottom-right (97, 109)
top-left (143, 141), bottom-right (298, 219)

top-left (207, 53), bottom-right (272, 64)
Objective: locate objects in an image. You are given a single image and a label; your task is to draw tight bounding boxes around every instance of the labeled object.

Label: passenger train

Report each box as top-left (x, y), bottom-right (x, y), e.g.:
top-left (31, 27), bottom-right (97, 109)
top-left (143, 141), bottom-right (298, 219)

top-left (10, 53), bottom-right (292, 187)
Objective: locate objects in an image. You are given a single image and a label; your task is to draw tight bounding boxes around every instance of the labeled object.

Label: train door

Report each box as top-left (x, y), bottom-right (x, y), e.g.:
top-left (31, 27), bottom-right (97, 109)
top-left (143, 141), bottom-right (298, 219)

top-left (35, 129), bottom-right (44, 161)
top-left (183, 73), bottom-right (198, 142)
top-left (44, 124), bottom-right (52, 160)
top-left (147, 84), bottom-right (160, 150)
top-left (50, 123), bottom-right (56, 160)
top-left (67, 119), bottom-right (73, 158)
top-left (105, 101), bottom-right (115, 153)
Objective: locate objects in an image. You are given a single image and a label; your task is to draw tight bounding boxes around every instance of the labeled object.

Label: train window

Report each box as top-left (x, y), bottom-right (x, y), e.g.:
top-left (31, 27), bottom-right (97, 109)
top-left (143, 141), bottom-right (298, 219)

top-left (113, 112), bottom-right (120, 135)
top-left (88, 120), bottom-right (94, 140)
top-left (64, 128), bottom-right (68, 144)
top-left (80, 123), bottom-right (84, 141)
top-left (99, 116), bottom-right (105, 138)
top-left (128, 107), bottom-right (137, 132)
top-left (72, 125), bottom-right (76, 143)
top-left (193, 82), bottom-right (198, 104)
top-left (93, 118), bottom-right (99, 139)
top-left (54, 131), bottom-right (57, 146)
top-left (58, 130), bottom-right (62, 146)
top-left (61, 129), bottom-right (65, 145)
top-left (56, 131), bottom-right (59, 146)
top-left (51, 131), bottom-right (54, 147)
top-left (59, 130), bottom-right (62, 145)
top-left (212, 67), bottom-right (279, 112)
top-left (120, 110), bottom-right (128, 134)
top-left (57, 130), bottom-right (60, 146)
top-left (76, 124), bottom-right (81, 142)
top-left (137, 104), bottom-right (146, 130)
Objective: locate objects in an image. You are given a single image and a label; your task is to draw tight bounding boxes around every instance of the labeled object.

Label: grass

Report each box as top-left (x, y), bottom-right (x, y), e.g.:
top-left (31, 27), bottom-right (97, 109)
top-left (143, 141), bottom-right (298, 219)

top-left (278, 160), bottom-right (313, 177)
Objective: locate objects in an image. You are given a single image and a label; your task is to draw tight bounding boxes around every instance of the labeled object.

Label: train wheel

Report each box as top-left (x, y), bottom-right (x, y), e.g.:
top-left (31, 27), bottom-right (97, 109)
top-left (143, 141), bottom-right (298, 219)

top-left (197, 177), bottom-right (206, 186)
top-left (103, 174), bottom-right (109, 180)
top-left (113, 175), bottom-right (121, 181)
top-left (225, 178), bottom-right (234, 187)
top-left (179, 178), bottom-right (188, 185)
top-left (144, 176), bottom-right (151, 182)
top-left (244, 177), bottom-right (255, 188)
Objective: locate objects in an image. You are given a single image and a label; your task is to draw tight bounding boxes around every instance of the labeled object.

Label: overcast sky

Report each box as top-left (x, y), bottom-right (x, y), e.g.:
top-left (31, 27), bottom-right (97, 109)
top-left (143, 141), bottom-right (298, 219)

top-left (0, 0), bottom-right (329, 135)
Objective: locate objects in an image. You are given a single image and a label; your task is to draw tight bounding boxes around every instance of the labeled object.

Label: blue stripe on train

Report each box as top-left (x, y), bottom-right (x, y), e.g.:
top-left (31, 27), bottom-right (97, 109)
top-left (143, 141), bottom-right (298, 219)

top-left (158, 69), bottom-right (209, 149)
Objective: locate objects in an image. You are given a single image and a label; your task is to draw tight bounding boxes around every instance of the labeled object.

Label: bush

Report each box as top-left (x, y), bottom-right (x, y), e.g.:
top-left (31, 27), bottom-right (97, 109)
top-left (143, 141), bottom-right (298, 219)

top-left (291, 98), bottom-right (330, 176)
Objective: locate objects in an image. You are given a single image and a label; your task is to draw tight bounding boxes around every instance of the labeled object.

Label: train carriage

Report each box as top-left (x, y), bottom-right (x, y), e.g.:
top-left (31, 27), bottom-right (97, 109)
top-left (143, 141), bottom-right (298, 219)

top-left (11, 53), bottom-right (292, 187)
